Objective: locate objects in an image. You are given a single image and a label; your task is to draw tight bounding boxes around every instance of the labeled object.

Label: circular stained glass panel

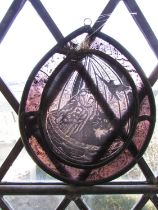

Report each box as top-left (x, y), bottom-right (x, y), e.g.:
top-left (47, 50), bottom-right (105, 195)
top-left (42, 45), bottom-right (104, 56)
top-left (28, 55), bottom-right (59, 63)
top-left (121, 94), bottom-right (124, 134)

top-left (19, 26), bottom-right (155, 185)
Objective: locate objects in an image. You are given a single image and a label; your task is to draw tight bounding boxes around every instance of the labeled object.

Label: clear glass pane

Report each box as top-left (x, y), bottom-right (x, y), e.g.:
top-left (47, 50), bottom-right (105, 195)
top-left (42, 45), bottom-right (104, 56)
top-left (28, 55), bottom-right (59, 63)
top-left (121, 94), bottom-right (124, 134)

top-left (41, 0), bottom-right (109, 36)
top-left (2, 148), bottom-right (36, 182)
top-left (142, 200), bottom-right (157, 210)
top-left (4, 195), bottom-right (65, 210)
top-left (118, 164), bottom-right (145, 181)
top-left (136, 0), bottom-right (158, 39)
top-left (2, 148), bottom-right (61, 182)
top-left (0, 0), bottom-right (13, 22)
top-left (83, 195), bottom-right (142, 210)
top-left (0, 1), bottom-right (56, 86)
top-left (66, 202), bottom-right (79, 210)
top-left (143, 80), bottom-right (158, 177)
top-left (84, 195), bottom-right (157, 210)
top-left (0, 93), bottom-right (19, 166)
top-left (102, 1), bottom-right (157, 77)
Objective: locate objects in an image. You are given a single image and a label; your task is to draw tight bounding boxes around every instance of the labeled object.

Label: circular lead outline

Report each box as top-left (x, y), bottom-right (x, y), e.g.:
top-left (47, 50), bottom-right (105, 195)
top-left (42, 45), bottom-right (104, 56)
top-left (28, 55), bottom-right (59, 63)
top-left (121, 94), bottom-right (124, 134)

top-left (19, 26), bottom-right (156, 186)
top-left (39, 48), bottom-right (139, 169)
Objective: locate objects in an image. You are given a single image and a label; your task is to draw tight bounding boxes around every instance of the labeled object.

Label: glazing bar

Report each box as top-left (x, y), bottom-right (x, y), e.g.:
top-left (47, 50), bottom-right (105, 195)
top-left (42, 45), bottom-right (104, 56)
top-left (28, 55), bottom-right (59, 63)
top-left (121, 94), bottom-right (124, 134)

top-left (92, 0), bottom-right (120, 33)
top-left (0, 0), bottom-right (26, 43)
top-left (131, 195), bottom-right (149, 210)
top-left (123, 0), bottom-right (158, 58)
top-left (55, 197), bottom-right (71, 210)
top-left (0, 77), bottom-right (19, 114)
top-left (0, 197), bottom-right (13, 210)
top-left (29, 0), bottom-right (64, 42)
top-left (0, 139), bottom-right (23, 181)
top-left (0, 184), bottom-right (158, 195)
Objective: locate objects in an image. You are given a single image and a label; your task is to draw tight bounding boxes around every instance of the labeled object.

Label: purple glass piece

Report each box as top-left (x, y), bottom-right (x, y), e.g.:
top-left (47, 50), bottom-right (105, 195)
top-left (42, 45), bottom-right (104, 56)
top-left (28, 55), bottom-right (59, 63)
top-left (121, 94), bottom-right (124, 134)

top-left (21, 31), bottom-right (155, 185)
top-left (44, 52), bottom-right (135, 167)
top-left (25, 53), bottom-right (65, 112)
